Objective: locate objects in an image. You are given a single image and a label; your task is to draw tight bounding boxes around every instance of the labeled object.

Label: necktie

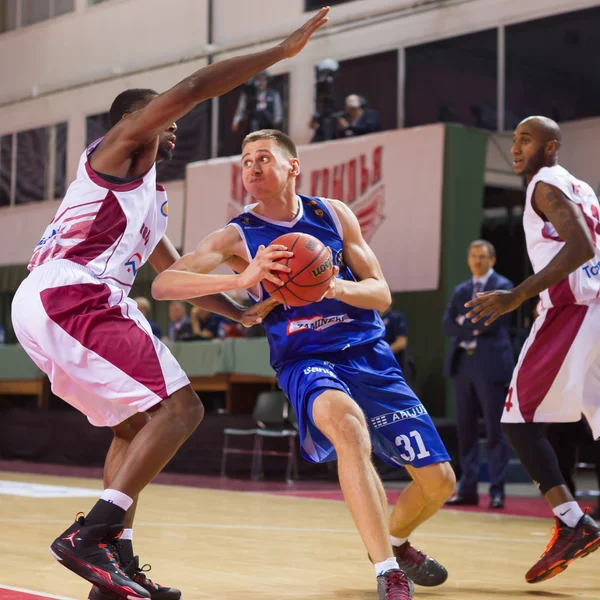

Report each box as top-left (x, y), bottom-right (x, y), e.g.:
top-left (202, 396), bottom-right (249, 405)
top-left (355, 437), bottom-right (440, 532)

top-left (472, 281), bottom-right (483, 299)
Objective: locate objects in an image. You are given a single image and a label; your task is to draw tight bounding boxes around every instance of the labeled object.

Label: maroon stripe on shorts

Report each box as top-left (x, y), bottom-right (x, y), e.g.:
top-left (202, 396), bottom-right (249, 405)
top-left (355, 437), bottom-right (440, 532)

top-left (40, 283), bottom-right (168, 398)
top-left (548, 276), bottom-right (576, 306)
top-left (516, 304), bottom-right (588, 422)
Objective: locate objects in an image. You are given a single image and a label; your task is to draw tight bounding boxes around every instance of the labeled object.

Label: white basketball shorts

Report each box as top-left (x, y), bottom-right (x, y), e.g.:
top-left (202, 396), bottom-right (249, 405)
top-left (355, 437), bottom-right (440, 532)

top-left (502, 300), bottom-right (600, 439)
top-left (11, 259), bottom-right (190, 427)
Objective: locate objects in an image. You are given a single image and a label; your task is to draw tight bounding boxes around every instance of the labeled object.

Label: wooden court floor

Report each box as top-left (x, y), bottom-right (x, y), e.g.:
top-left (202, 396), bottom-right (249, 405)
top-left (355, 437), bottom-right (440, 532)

top-left (0, 471), bottom-right (598, 600)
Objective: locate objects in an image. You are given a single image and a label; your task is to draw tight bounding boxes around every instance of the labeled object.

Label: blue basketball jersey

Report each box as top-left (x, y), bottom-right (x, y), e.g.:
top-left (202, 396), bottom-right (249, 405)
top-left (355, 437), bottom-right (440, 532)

top-left (226, 195), bottom-right (385, 369)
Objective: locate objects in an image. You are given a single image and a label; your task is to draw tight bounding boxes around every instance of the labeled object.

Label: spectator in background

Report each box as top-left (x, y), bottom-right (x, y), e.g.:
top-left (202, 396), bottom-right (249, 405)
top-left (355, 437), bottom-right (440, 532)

top-left (337, 94), bottom-right (381, 138)
top-left (232, 71), bottom-right (283, 135)
top-left (167, 300), bottom-right (194, 342)
top-left (133, 296), bottom-right (161, 339)
top-left (380, 307), bottom-right (416, 389)
top-left (442, 240), bottom-right (514, 509)
top-left (190, 306), bottom-right (223, 340)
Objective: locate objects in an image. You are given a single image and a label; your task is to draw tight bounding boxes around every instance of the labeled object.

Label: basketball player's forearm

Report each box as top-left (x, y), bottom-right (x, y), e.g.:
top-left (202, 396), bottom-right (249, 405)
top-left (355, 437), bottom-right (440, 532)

top-left (152, 270), bottom-right (246, 301)
top-left (186, 294), bottom-right (245, 321)
top-left (336, 278), bottom-right (391, 311)
top-left (513, 245), bottom-right (592, 303)
top-left (177, 47), bottom-right (286, 106)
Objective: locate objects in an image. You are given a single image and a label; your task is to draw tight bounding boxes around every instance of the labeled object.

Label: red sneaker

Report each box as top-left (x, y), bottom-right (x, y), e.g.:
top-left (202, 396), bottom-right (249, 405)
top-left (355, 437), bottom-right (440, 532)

top-left (376, 569), bottom-right (414, 600)
top-left (525, 511), bottom-right (600, 584)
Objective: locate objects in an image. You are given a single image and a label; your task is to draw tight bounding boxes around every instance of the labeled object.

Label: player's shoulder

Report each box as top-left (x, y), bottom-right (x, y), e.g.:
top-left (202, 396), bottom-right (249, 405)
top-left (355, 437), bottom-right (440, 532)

top-left (530, 165), bottom-right (572, 191)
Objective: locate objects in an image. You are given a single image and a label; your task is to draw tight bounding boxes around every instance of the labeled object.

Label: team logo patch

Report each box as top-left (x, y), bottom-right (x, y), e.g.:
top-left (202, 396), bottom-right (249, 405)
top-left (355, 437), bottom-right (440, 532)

top-left (125, 252), bottom-right (142, 276)
top-left (160, 201), bottom-right (168, 216)
top-left (287, 313), bottom-right (353, 335)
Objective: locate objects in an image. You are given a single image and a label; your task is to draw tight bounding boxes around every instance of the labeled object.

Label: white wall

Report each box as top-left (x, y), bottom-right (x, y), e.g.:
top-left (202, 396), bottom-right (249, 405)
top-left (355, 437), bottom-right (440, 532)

top-left (1, 0), bottom-right (599, 261)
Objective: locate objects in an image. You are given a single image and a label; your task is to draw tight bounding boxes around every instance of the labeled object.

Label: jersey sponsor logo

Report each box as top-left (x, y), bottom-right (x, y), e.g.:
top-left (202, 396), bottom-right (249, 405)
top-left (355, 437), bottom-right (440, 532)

top-left (160, 201), bottom-right (168, 216)
top-left (370, 405), bottom-right (427, 429)
top-left (286, 313), bottom-right (353, 335)
top-left (303, 366), bottom-right (335, 376)
top-left (582, 261), bottom-right (600, 278)
top-left (36, 225), bottom-right (64, 247)
top-left (140, 224), bottom-right (151, 246)
top-left (125, 252), bottom-right (142, 276)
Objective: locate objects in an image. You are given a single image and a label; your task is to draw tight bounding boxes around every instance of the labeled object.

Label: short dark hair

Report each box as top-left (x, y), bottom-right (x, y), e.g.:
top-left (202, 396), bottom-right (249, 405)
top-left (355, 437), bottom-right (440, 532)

top-left (242, 129), bottom-right (298, 158)
top-left (468, 239), bottom-right (496, 258)
top-left (109, 88), bottom-right (158, 128)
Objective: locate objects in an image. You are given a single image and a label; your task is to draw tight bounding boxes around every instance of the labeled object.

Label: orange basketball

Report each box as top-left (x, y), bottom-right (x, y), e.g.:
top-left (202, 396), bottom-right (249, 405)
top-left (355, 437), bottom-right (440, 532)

top-left (262, 232), bottom-right (335, 307)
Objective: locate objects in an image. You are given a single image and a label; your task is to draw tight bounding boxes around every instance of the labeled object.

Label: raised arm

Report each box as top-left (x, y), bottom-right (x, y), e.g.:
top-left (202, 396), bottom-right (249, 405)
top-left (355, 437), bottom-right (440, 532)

top-left (95, 8), bottom-right (329, 168)
top-left (466, 182), bottom-right (594, 325)
top-left (325, 199), bottom-right (392, 311)
top-left (151, 226), bottom-right (292, 301)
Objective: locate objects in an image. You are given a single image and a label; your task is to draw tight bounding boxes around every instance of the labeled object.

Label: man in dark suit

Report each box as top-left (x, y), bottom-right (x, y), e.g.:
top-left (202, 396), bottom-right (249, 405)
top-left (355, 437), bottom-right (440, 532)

top-left (442, 240), bottom-right (514, 509)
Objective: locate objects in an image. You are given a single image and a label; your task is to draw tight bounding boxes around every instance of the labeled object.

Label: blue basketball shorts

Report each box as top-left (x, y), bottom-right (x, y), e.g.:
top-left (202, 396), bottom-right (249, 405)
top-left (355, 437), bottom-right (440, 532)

top-left (276, 339), bottom-right (450, 469)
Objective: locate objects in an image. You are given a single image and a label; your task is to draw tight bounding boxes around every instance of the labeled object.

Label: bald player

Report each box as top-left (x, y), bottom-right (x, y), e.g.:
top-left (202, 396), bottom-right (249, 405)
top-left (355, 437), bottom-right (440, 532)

top-left (466, 116), bottom-right (600, 583)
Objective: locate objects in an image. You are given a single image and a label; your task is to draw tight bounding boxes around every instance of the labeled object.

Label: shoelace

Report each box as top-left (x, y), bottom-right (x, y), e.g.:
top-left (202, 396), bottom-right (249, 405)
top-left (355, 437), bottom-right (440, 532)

top-left (383, 571), bottom-right (412, 600)
top-left (398, 543), bottom-right (426, 567)
top-left (541, 521), bottom-right (562, 557)
top-left (134, 563), bottom-right (160, 590)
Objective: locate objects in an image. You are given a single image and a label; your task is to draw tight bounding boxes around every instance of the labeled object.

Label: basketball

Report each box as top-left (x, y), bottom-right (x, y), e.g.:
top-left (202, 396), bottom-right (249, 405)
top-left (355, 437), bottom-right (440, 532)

top-left (262, 232), bottom-right (335, 306)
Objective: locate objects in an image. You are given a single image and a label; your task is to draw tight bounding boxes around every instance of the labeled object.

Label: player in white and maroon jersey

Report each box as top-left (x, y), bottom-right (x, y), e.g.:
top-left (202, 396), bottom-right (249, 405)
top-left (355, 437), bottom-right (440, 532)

top-left (10, 9), bottom-right (329, 600)
top-left (466, 116), bottom-right (600, 584)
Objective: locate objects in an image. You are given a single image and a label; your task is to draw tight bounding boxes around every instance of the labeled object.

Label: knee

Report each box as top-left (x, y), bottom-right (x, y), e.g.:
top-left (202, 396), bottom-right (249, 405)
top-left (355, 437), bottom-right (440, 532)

top-left (421, 463), bottom-right (456, 505)
top-left (167, 388), bottom-right (205, 434)
top-left (112, 412), bottom-right (150, 441)
top-left (328, 412), bottom-right (371, 456)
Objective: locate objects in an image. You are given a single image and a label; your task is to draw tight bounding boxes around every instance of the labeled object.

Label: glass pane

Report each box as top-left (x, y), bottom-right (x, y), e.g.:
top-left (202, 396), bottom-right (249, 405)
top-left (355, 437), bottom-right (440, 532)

top-left (218, 73), bottom-right (289, 158)
top-left (505, 7), bottom-right (600, 129)
top-left (54, 0), bottom-right (75, 17)
top-left (405, 29), bottom-right (497, 130)
top-left (305, 0), bottom-right (352, 10)
top-left (86, 112), bottom-right (110, 147)
top-left (54, 122), bottom-right (68, 199)
top-left (15, 127), bottom-right (47, 204)
top-left (0, 0), bottom-right (18, 32)
top-left (21, 0), bottom-right (51, 26)
top-left (0, 134), bottom-right (12, 207)
top-left (156, 102), bottom-right (211, 182)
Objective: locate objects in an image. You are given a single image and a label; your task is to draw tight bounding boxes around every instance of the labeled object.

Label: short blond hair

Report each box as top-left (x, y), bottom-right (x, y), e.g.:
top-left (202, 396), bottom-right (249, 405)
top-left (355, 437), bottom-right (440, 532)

top-left (242, 129), bottom-right (298, 158)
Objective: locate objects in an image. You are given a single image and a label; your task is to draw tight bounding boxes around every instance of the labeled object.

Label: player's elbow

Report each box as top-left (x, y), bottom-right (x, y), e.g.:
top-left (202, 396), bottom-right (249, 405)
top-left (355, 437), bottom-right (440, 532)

top-left (151, 275), bottom-right (170, 301)
top-left (377, 285), bottom-right (392, 313)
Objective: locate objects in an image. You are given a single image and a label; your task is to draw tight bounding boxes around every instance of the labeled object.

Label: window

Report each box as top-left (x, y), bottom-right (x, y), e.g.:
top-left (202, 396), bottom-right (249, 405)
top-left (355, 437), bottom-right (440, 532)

top-left (157, 103), bottom-right (211, 182)
top-left (86, 112), bottom-right (110, 147)
top-left (305, 0), bottom-right (355, 10)
top-left (88, 0), bottom-right (112, 5)
top-left (505, 7), bottom-right (600, 129)
top-left (0, 123), bottom-right (67, 207)
top-left (405, 29), bottom-right (497, 130)
top-left (0, 0), bottom-right (74, 32)
top-left (0, 0), bottom-right (18, 32)
top-left (217, 73), bottom-right (289, 158)
top-left (0, 134), bottom-right (13, 207)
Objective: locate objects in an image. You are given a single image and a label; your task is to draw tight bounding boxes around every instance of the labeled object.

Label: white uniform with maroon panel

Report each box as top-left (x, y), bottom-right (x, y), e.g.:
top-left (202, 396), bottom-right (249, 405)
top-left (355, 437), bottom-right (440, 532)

top-left (12, 140), bottom-right (189, 427)
top-left (502, 165), bottom-right (600, 439)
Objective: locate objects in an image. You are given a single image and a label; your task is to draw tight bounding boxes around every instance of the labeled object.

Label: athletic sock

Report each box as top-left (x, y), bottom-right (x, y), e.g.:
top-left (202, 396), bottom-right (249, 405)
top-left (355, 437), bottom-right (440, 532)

top-left (553, 501), bottom-right (584, 528)
top-left (374, 557), bottom-right (400, 576)
top-left (85, 489), bottom-right (133, 527)
top-left (390, 535), bottom-right (408, 547)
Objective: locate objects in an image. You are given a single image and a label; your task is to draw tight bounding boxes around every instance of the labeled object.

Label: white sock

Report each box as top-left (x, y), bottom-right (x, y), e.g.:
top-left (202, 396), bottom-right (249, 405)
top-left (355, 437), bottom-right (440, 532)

top-left (374, 557), bottom-right (400, 576)
top-left (100, 489), bottom-right (134, 512)
top-left (390, 535), bottom-right (408, 547)
top-left (120, 528), bottom-right (133, 541)
top-left (553, 501), bottom-right (584, 528)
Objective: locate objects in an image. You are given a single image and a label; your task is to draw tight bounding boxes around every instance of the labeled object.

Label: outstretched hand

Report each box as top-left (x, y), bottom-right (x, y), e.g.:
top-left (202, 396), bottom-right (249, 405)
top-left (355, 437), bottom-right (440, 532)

top-left (464, 289), bottom-right (523, 326)
top-left (279, 7), bottom-right (330, 59)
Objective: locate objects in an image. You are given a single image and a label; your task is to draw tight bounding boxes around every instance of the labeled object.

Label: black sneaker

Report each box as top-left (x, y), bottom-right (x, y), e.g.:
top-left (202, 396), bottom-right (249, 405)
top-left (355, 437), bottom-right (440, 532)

top-left (88, 556), bottom-right (181, 600)
top-left (49, 516), bottom-right (150, 600)
top-left (393, 541), bottom-right (448, 586)
top-left (377, 569), bottom-right (414, 600)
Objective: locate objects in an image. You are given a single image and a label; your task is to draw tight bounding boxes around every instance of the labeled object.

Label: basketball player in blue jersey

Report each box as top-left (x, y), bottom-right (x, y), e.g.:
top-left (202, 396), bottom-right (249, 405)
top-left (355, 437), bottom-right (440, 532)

top-left (153, 130), bottom-right (456, 600)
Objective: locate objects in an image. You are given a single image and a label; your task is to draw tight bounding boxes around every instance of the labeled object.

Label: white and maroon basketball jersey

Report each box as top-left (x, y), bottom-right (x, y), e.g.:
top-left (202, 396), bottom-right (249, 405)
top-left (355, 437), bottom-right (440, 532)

top-left (524, 165), bottom-right (600, 309)
top-left (28, 139), bottom-right (168, 294)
